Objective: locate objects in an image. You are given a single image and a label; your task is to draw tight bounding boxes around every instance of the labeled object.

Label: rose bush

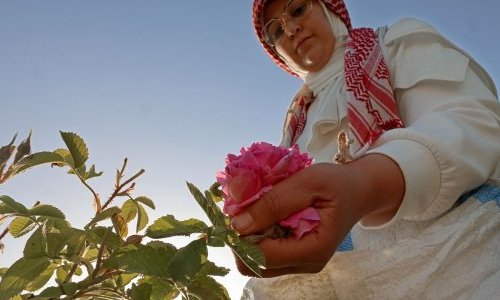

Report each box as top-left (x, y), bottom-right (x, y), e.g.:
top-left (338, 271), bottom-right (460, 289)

top-left (216, 142), bottom-right (320, 239)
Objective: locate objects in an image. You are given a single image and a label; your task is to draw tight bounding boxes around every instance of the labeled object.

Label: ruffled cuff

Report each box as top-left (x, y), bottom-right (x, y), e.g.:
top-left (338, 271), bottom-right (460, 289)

top-left (359, 139), bottom-right (440, 229)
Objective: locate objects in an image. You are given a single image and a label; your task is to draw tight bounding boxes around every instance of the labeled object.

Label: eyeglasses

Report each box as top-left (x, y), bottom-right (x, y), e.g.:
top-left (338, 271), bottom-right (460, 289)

top-left (262, 0), bottom-right (313, 47)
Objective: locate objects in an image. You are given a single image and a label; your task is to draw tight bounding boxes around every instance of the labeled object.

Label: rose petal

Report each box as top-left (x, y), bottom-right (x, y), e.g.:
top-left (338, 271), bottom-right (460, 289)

top-left (279, 207), bottom-right (321, 239)
top-left (223, 185), bottom-right (273, 216)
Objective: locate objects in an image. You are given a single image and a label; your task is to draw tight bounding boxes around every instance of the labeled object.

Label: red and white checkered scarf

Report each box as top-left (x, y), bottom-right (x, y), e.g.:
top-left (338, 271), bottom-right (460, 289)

top-left (252, 0), bottom-right (403, 157)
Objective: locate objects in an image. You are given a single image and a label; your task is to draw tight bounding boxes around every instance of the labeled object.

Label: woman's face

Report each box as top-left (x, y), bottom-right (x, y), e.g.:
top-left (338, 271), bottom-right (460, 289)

top-left (263, 0), bottom-right (335, 73)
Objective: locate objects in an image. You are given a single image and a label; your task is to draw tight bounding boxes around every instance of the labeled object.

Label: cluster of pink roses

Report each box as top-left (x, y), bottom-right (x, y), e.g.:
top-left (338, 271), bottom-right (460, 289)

top-left (216, 142), bottom-right (320, 239)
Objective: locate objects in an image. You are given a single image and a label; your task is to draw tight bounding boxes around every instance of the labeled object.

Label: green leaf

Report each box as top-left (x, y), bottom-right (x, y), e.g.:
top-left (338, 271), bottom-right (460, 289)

top-left (13, 131), bottom-right (32, 164)
top-left (61, 282), bottom-right (78, 296)
top-left (87, 226), bottom-right (121, 250)
top-left (84, 164), bottom-right (103, 180)
top-left (227, 234), bottom-right (265, 277)
top-left (0, 257), bottom-right (51, 300)
top-left (55, 265), bottom-right (68, 283)
top-left (187, 182), bottom-right (226, 227)
top-left (207, 226), bottom-right (228, 247)
top-left (0, 267), bottom-right (8, 278)
top-left (59, 131), bottom-right (89, 168)
top-left (115, 273), bottom-right (139, 288)
top-left (121, 199), bottom-right (138, 223)
top-left (13, 151), bottom-right (66, 174)
top-left (38, 286), bottom-right (63, 298)
top-left (186, 275), bottom-right (230, 300)
top-left (83, 247), bottom-right (99, 261)
top-left (209, 181), bottom-right (224, 203)
top-left (23, 228), bottom-right (47, 258)
top-left (54, 148), bottom-right (74, 166)
top-left (86, 206), bottom-right (121, 229)
top-left (134, 196), bottom-right (155, 209)
top-left (112, 213), bottom-right (128, 238)
top-left (26, 262), bottom-right (57, 292)
top-left (103, 244), bottom-right (176, 277)
top-left (46, 229), bottom-right (73, 258)
top-left (37, 216), bottom-right (71, 231)
top-left (136, 203), bottom-right (148, 233)
top-left (0, 134), bottom-right (17, 171)
top-left (138, 277), bottom-right (179, 300)
top-left (8, 216), bottom-right (35, 238)
top-left (146, 215), bottom-right (208, 239)
top-left (146, 240), bottom-right (177, 251)
top-left (198, 260), bottom-right (230, 277)
top-left (129, 283), bottom-right (152, 300)
top-left (0, 195), bottom-right (29, 214)
top-left (29, 204), bottom-right (66, 219)
top-left (168, 239), bottom-right (207, 283)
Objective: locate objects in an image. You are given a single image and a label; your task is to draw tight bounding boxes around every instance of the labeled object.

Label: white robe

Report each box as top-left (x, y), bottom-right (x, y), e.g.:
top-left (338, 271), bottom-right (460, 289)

top-left (242, 18), bottom-right (500, 299)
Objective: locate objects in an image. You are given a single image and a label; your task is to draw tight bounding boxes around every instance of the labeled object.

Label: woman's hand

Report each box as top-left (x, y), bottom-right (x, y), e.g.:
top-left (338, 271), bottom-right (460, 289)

top-left (231, 153), bottom-right (405, 277)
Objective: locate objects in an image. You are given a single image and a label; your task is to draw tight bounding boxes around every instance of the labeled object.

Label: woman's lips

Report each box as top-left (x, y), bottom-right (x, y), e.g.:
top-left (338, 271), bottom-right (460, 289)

top-left (295, 36), bottom-right (312, 53)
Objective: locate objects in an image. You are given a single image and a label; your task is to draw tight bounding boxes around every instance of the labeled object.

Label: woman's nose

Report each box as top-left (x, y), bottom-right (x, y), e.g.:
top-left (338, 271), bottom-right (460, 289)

top-left (282, 16), bottom-right (301, 38)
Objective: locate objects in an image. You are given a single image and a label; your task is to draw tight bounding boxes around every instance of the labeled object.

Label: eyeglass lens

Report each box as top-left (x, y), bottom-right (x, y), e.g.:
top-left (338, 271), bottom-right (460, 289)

top-left (263, 0), bottom-right (312, 46)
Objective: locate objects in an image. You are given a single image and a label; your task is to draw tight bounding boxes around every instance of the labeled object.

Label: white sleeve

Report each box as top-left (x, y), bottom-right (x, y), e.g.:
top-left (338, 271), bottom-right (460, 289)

top-left (361, 18), bottom-right (500, 229)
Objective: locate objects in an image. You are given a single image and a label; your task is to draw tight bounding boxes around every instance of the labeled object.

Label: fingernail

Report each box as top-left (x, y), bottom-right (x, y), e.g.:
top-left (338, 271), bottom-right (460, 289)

top-left (231, 212), bottom-right (253, 232)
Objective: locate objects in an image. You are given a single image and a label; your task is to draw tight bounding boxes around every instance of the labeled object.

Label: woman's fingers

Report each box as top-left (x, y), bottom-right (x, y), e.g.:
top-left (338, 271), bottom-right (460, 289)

top-left (231, 167), bottom-right (318, 235)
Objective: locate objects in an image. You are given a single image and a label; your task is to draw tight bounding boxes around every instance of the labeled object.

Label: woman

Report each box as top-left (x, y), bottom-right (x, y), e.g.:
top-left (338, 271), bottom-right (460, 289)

top-left (232, 0), bottom-right (500, 298)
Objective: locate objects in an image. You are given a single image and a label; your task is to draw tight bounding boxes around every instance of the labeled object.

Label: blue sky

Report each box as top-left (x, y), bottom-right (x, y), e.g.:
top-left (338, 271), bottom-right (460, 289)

top-left (1, 0), bottom-right (499, 298)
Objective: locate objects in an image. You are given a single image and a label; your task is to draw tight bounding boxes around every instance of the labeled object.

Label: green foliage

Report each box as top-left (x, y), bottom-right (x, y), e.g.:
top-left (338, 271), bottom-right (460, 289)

top-left (0, 132), bottom-right (265, 299)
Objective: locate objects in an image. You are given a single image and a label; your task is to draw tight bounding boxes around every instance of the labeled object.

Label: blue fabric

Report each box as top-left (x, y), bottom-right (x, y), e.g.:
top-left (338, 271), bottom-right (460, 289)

top-left (473, 184), bottom-right (500, 205)
top-left (337, 233), bottom-right (353, 252)
top-left (458, 183), bottom-right (500, 206)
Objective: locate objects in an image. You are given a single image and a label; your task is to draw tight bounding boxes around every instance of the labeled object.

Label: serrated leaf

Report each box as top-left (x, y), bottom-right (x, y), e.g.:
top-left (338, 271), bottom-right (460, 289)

top-left (209, 182), bottom-right (224, 203)
top-left (136, 203), bottom-right (148, 233)
top-left (54, 148), bottom-right (74, 166)
top-left (121, 199), bottom-right (138, 223)
top-left (37, 216), bottom-right (71, 230)
top-left (198, 260), bottom-right (230, 277)
top-left (0, 195), bottom-right (29, 214)
top-left (59, 131), bottom-right (89, 168)
top-left (61, 282), bottom-right (78, 296)
top-left (0, 134), bottom-right (17, 170)
top-left (207, 226), bottom-right (228, 247)
top-left (84, 164), bottom-right (103, 180)
top-left (134, 196), bottom-right (155, 209)
top-left (0, 267), bottom-right (8, 278)
top-left (13, 131), bottom-right (32, 164)
top-left (38, 286), bottom-right (63, 298)
top-left (227, 234), bottom-right (265, 277)
top-left (23, 228), bottom-right (47, 258)
top-left (8, 216), bottom-right (35, 238)
top-left (103, 244), bottom-right (176, 277)
top-left (138, 277), bottom-right (179, 300)
top-left (115, 273), bottom-right (139, 288)
top-left (81, 247), bottom-right (98, 262)
top-left (87, 226), bottom-right (121, 251)
top-left (0, 257), bottom-right (51, 300)
top-left (129, 282), bottom-right (152, 300)
top-left (146, 215), bottom-right (208, 239)
top-left (46, 229), bottom-right (73, 258)
top-left (26, 262), bottom-right (57, 292)
top-left (187, 182), bottom-right (226, 227)
top-left (29, 204), bottom-right (66, 219)
top-left (112, 213), bottom-right (128, 238)
top-left (13, 151), bottom-right (66, 174)
top-left (168, 239), bottom-right (207, 282)
top-left (86, 206), bottom-right (121, 229)
top-left (186, 275), bottom-right (230, 300)
top-left (55, 265), bottom-right (68, 283)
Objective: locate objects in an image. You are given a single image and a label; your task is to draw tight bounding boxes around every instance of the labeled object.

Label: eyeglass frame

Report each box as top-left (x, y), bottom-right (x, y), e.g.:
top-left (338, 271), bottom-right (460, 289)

top-left (261, 0), bottom-right (314, 47)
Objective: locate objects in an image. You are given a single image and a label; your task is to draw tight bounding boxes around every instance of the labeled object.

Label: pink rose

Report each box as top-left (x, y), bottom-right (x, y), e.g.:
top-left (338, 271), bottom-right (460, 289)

top-left (216, 142), bottom-right (320, 239)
